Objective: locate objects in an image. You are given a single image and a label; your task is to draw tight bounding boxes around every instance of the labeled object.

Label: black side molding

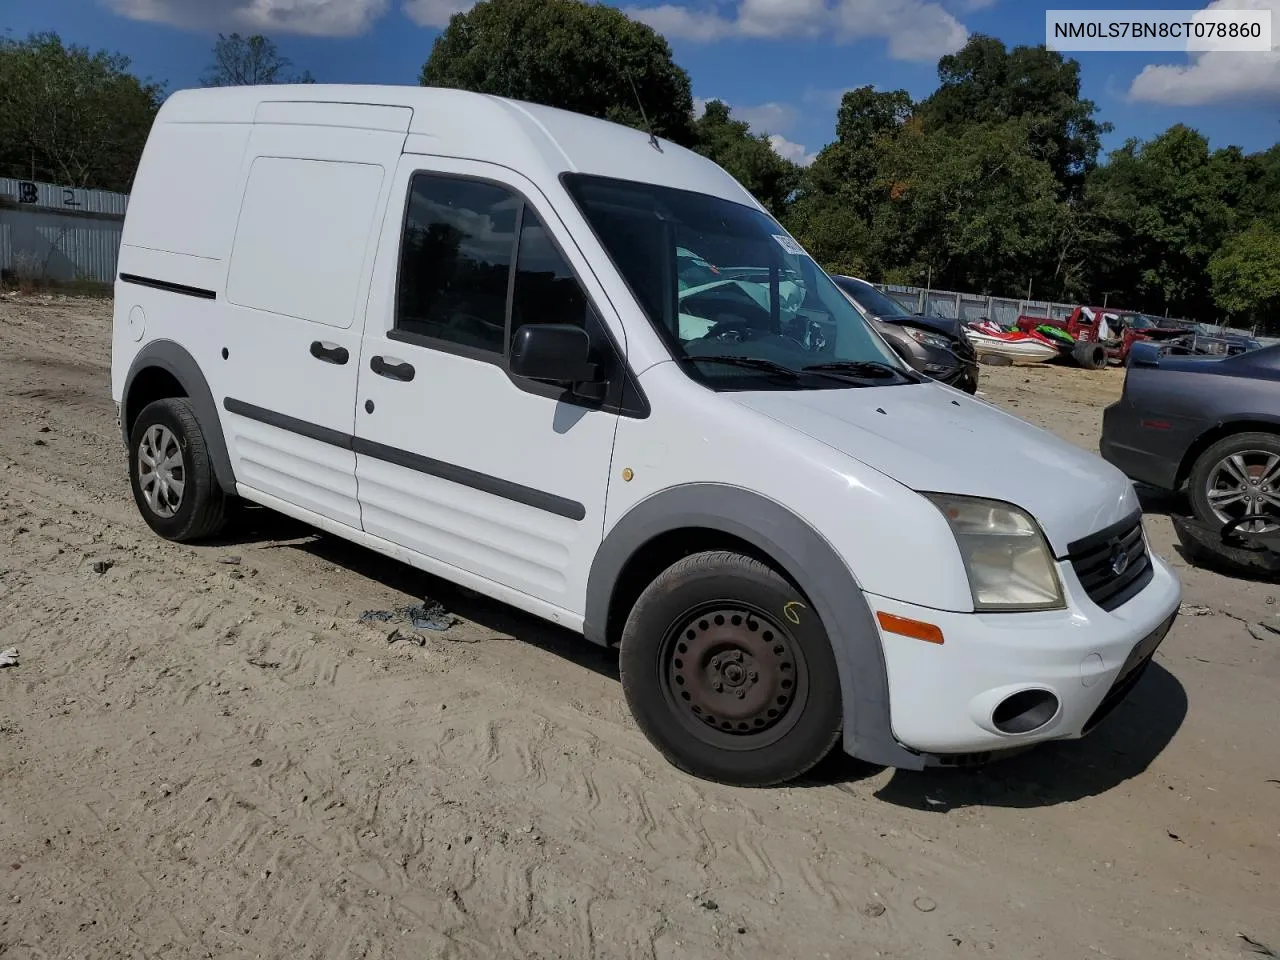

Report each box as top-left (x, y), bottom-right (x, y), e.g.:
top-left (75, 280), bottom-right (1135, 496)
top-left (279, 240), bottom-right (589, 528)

top-left (351, 436), bottom-right (585, 521)
top-left (221, 397), bottom-right (585, 521)
top-left (119, 274), bottom-right (217, 300)
top-left (223, 398), bottom-right (354, 450)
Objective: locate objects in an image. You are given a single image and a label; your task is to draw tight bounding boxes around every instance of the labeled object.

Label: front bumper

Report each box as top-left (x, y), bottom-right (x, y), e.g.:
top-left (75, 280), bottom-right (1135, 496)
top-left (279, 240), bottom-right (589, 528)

top-left (868, 550), bottom-right (1182, 756)
top-left (926, 360), bottom-right (980, 393)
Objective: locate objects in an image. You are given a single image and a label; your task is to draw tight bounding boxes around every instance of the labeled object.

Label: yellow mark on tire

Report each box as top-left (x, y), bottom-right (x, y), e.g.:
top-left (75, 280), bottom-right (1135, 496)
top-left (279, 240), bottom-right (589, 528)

top-left (783, 601), bottom-right (806, 625)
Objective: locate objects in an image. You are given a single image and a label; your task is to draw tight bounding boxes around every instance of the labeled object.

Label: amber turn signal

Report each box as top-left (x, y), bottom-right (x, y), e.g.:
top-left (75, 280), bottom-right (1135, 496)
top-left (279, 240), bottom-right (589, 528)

top-left (875, 612), bottom-right (945, 645)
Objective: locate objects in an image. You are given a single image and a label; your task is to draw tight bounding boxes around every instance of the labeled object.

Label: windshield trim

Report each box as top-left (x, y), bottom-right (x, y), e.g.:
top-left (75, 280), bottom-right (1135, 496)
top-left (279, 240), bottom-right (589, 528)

top-left (558, 172), bottom-right (917, 393)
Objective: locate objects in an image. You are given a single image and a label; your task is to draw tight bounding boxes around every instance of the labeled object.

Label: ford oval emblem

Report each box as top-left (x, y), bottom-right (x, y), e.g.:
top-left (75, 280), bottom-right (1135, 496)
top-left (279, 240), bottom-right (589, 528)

top-left (1110, 544), bottom-right (1130, 577)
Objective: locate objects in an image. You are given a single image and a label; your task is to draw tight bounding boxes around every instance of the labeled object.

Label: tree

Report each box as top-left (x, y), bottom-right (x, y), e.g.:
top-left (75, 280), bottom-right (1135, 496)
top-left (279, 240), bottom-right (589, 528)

top-left (782, 88), bottom-right (914, 277)
top-left (692, 100), bottom-right (798, 215)
top-left (835, 86), bottom-right (914, 145)
top-left (794, 87), bottom-right (914, 221)
top-left (201, 33), bottom-right (314, 87)
top-left (1086, 125), bottom-right (1233, 317)
top-left (421, 0), bottom-right (695, 146)
top-left (1209, 223), bottom-right (1280, 328)
top-left (917, 35), bottom-right (1110, 193)
top-left (872, 119), bottom-right (1065, 296)
top-left (0, 32), bottom-right (163, 192)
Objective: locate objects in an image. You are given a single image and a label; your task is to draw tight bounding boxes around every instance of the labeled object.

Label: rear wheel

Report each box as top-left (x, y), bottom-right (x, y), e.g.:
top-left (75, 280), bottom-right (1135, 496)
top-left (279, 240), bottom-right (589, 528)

top-left (1072, 342), bottom-right (1108, 370)
top-left (618, 551), bottom-right (843, 787)
top-left (128, 397), bottom-right (229, 542)
top-left (1188, 432), bottom-right (1280, 535)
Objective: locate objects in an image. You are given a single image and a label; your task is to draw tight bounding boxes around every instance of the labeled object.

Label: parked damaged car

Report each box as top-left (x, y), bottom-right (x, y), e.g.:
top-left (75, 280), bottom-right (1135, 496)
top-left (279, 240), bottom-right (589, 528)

top-left (831, 275), bottom-right (979, 394)
top-left (1101, 339), bottom-right (1280, 535)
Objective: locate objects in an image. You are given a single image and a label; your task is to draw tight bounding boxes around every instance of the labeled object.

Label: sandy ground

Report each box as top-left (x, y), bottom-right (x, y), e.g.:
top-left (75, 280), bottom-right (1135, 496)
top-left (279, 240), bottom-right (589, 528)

top-left (0, 295), bottom-right (1276, 960)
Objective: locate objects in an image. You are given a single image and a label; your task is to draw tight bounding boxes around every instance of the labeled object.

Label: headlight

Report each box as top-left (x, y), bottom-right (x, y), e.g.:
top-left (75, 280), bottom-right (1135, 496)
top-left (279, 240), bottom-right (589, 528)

top-left (905, 327), bottom-right (952, 351)
top-left (923, 493), bottom-right (1065, 612)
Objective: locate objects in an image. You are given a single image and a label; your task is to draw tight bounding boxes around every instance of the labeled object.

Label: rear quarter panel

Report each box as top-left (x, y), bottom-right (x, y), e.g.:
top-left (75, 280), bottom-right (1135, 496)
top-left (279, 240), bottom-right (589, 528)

top-left (1114, 359), bottom-right (1280, 487)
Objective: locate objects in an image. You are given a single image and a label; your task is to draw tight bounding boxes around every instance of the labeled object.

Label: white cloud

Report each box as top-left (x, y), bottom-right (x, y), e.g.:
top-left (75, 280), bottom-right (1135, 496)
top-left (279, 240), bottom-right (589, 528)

top-left (402, 0), bottom-right (475, 27)
top-left (802, 86), bottom-right (854, 108)
top-left (735, 101), bottom-right (798, 134)
top-left (695, 96), bottom-right (797, 133)
top-left (1128, 0), bottom-right (1280, 105)
top-left (101, 0), bottom-right (390, 36)
top-left (698, 95), bottom-right (815, 163)
top-left (629, 4), bottom-right (738, 42)
top-left (625, 0), bottom-right (969, 61)
top-left (768, 134), bottom-right (818, 166)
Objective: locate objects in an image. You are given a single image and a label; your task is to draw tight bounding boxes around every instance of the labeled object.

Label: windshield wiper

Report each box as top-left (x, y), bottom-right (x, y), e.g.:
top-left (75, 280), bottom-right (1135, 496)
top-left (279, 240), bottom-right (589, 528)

top-left (680, 355), bottom-right (804, 381)
top-left (802, 360), bottom-right (921, 382)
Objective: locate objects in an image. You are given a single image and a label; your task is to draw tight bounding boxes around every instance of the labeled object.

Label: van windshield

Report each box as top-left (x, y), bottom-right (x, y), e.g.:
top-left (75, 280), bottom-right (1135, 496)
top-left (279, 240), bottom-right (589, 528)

top-left (562, 174), bottom-right (915, 390)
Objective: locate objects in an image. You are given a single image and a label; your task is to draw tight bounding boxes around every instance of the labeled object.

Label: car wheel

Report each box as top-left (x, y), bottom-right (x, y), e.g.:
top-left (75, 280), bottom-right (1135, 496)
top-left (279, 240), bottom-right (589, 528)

top-left (1072, 342), bottom-right (1108, 370)
top-left (128, 397), bottom-right (229, 542)
top-left (618, 551), bottom-right (843, 787)
top-left (1188, 432), bottom-right (1280, 535)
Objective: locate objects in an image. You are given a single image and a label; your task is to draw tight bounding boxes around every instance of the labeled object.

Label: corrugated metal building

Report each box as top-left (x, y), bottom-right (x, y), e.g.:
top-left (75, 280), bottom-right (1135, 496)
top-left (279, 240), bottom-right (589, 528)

top-left (0, 177), bottom-right (129, 285)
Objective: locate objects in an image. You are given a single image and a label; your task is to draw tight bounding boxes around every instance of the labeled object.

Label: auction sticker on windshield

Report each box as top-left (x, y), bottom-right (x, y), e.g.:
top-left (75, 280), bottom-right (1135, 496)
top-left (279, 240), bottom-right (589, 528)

top-left (772, 234), bottom-right (807, 257)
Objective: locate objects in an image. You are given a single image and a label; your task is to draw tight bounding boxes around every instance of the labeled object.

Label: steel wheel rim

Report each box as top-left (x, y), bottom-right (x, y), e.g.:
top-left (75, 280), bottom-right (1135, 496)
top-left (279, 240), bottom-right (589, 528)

top-left (137, 424), bottom-right (185, 519)
top-left (659, 603), bottom-right (810, 751)
top-left (1206, 450), bottom-right (1280, 534)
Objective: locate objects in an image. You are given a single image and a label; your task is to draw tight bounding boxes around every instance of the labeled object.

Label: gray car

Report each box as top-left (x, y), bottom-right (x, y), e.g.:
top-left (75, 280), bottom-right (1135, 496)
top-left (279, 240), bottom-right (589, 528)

top-left (831, 276), bottom-right (980, 394)
top-left (1100, 339), bottom-right (1280, 532)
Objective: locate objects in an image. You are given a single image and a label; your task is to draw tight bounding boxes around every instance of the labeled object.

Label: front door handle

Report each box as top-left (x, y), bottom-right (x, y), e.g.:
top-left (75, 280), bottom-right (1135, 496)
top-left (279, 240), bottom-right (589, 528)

top-left (310, 341), bottom-right (349, 365)
top-left (371, 355), bottom-right (415, 382)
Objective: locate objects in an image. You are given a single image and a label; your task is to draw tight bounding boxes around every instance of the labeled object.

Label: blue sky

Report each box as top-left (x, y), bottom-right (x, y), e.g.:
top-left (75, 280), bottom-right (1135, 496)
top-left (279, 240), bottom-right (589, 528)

top-left (5, 0), bottom-right (1279, 165)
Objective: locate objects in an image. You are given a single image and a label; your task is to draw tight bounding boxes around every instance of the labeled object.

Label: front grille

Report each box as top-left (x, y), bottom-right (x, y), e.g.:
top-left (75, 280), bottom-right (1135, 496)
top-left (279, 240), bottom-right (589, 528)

top-left (1067, 513), bottom-right (1153, 612)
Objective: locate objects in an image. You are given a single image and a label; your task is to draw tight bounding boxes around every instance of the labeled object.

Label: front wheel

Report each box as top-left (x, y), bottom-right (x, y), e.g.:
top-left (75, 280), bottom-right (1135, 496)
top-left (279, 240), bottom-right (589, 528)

top-left (1188, 432), bottom-right (1280, 535)
top-left (618, 551), bottom-right (843, 787)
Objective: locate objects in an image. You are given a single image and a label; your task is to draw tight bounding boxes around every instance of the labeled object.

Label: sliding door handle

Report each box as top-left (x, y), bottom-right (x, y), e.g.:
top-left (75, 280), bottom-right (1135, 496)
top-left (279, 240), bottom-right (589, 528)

top-left (310, 341), bottom-right (349, 365)
top-left (371, 356), bottom-right (415, 382)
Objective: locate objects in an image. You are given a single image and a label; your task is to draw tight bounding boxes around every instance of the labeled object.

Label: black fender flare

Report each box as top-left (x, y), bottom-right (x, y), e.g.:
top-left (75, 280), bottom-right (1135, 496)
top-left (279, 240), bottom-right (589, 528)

top-left (121, 340), bottom-right (237, 494)
top-left (584, 483), bottom-right (922, 770)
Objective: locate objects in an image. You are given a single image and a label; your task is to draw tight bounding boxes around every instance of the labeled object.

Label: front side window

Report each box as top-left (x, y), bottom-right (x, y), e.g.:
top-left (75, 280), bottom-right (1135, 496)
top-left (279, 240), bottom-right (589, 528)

top-left (393, 172), bottom-right (626, 405)
top-left (396, 175), bottom-right (518, 354)
top-left (563, 174), bottom-right (915, 391)
top-left (510, 207), bottom-right (593, 343)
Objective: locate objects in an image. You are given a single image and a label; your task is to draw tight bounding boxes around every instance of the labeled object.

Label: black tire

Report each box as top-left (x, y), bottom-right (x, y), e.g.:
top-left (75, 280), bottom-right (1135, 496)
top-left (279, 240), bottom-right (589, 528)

top-left (1072, 342), bottom-right (1108, 370)
top-left (1188, 431), bottom-right (1280, 533)
top-left (128, 397), bottom-right (229, 543)
top-left (618, 551), bottom-right (843, 787)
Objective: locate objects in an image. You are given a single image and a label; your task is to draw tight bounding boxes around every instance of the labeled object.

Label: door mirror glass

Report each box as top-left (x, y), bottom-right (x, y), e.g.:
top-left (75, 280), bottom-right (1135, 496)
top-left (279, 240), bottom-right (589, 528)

top-left (510, 323), bottom-right (601, 384)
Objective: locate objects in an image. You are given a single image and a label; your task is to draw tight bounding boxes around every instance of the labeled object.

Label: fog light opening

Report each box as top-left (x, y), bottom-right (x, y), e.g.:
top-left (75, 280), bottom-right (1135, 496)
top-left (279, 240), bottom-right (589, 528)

top-left (991, 689), bottom-right (1059, 735)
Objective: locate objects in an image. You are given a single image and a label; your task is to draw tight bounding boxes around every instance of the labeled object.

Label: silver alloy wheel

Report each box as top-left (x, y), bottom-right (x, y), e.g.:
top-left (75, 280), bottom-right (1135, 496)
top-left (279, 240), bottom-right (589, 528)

top-left (137, 424), bottom-right (185, 519)
top-left (1205, 450), bottom-right (1280, 534)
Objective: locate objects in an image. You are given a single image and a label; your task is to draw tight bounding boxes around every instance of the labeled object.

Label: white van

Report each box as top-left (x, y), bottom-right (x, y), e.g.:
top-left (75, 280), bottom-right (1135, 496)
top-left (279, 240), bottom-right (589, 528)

top-left (111, 85), bottom-right (1182, 786)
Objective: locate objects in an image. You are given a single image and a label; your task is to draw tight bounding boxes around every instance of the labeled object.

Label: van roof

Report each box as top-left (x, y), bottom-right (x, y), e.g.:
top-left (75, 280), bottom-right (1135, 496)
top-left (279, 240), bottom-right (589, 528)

top-left (156, 84), bottom-right (761, 210)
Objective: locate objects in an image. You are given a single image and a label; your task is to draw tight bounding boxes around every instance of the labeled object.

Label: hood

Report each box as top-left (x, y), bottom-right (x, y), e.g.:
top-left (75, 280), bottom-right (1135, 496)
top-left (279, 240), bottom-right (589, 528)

top-left (732, 382), bottom-right (1138, 557)
top-left (884, 313), bottom-right (965, 340)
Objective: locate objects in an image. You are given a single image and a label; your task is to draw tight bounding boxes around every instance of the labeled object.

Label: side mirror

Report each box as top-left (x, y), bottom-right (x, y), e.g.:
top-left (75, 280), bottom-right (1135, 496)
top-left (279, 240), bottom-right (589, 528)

top-left (510, 323), bottom-right (602, 385)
